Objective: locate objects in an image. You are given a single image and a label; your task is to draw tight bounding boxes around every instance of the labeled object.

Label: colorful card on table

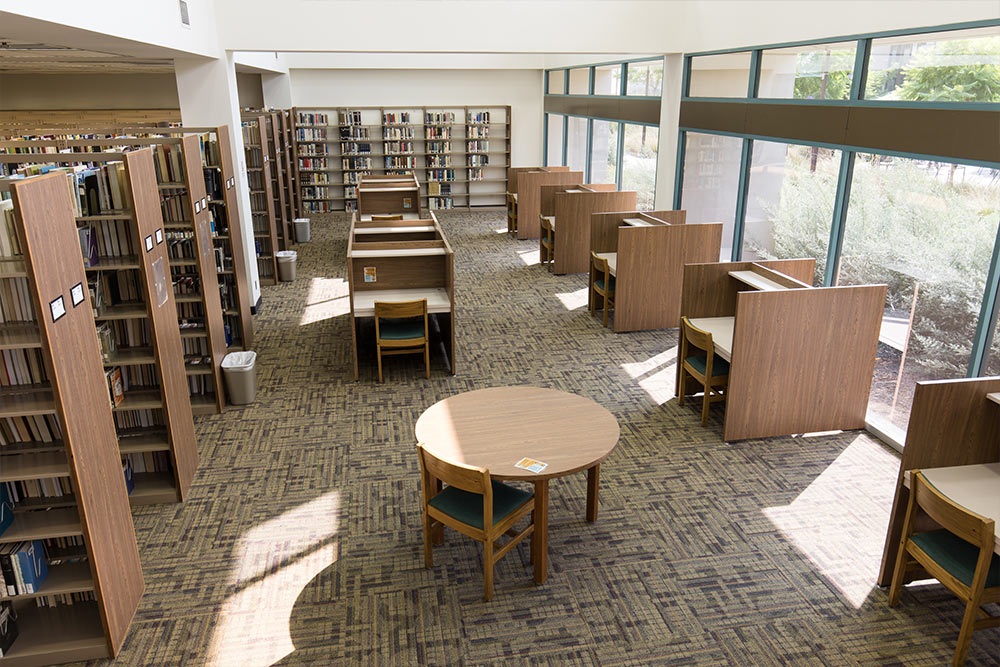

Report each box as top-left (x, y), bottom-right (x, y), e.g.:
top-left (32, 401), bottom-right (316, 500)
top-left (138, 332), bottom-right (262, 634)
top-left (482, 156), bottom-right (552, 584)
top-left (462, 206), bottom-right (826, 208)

top-left (514, 458), bottom-right (548, 474)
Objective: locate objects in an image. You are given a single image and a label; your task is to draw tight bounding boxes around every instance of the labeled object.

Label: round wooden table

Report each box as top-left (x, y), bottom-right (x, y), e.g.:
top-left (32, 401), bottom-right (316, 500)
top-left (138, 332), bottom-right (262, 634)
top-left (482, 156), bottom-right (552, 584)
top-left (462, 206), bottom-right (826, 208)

top-left (414, 386), bottom-right (620, 584)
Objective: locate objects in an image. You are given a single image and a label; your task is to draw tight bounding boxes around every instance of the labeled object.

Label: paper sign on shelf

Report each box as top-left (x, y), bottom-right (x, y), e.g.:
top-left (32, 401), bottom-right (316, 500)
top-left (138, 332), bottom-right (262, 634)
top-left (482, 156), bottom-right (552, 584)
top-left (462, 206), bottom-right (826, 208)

top-left (363, 267), bottom-right (376, 283)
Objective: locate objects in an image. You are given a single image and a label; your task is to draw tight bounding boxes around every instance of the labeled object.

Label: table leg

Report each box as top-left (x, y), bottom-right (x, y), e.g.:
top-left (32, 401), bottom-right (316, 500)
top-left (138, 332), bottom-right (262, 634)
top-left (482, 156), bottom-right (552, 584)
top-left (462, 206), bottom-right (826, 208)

top-left (533, 479), bottom-right (549, 584)
top-left (586, 464), bottom-right (600, 523)
top-left (433, 478), bottom-right (444, 545)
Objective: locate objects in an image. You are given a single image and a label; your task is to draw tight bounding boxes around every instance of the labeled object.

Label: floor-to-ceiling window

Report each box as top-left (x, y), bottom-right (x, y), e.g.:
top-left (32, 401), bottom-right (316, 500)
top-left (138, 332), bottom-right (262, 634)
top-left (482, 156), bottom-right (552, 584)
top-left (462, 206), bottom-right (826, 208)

top-left (566, 116), bottom-right (589, 173)
top-left (590, 120), bottom-right (619, 184)
top-left (681, 132), bottom-right (743, 259)
top-left (621, 124), bottom-right (658, 209)
top-left (545, 114), bottom-right (564, 167)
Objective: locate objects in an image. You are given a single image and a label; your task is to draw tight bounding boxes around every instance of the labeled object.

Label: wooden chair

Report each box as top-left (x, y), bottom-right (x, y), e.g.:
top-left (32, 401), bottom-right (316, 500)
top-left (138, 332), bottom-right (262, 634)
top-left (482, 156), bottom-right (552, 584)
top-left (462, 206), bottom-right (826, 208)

top-left (888, 470), bottom-right (1000, 666)
top-left (540, 216), bottom-right (555, 271)
top-left (372, 213), bottom-right (403, 221)
top-left (374, 299), bottom-right (429, 382)
top-left (506, 192), bottom-right (517, 235)
top-left (589, 251), bottom-right (615, 327)
top-left (678, 316), bottom-right (729, 425)
top-left (417, 443), bottom-right (535, 601)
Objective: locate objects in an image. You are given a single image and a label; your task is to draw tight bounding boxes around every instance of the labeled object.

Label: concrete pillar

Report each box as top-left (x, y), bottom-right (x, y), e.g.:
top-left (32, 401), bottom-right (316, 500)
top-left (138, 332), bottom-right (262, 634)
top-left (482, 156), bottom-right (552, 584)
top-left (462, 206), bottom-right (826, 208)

top-left (654, 54), bottom-right (684, 209)
top-left (261, 72), bottom-right (293, 109)
top-left (174, 53), bottom-right (261, 306)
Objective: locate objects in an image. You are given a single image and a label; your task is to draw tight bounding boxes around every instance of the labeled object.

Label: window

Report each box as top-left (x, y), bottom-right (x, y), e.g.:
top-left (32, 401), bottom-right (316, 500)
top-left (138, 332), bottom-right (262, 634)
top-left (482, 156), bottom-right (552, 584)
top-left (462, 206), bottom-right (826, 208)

top-left (590, 120), bottom-right (619, 184)
top-left (568, 68), bottom-right (591, 95)
top-left (866, 26), bottom-right (1000, 103)
top-left (758, 41), bottom-right (857, 100)
top-left (687, 52), bottom-right (752, 97)
top-left (547, 71), bottom-right (565, 95)
top-left (566, 117), bottom-right (589, 173)
top-left (626, 59), bottom-right (663, 96)
top-left (987, 307), bottom-right (1000, 376)
top-left (594, 64), bottom-right (623, 95)
top-left (546, 114), bottom-right (564, 167)
top-left (621, 124), bottom-right (658, 209)
top-left (742, 141), bottom-right (840, 284)
top-left (681, 132), bottom-right (743, 260)
top-left (837, 155), bottom-right (1000, 431)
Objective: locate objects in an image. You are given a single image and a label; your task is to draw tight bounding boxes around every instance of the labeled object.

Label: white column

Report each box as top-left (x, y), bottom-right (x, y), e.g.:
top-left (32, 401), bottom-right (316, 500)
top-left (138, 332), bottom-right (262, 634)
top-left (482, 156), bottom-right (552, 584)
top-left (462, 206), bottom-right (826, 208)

top-left (174, 53), bottom-right (261, 306)
top-left (654, 54), bottom-right (684, 209)
top-left (261, 72), bottom-right (293, 109)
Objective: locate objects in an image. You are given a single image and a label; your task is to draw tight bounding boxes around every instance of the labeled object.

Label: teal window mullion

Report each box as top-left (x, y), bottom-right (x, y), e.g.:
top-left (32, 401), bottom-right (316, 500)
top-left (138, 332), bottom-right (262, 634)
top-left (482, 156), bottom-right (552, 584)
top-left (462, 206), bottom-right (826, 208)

top-left (589, 67), bottom-right (595, 95)
top-left (542, 112), bottom-right (549, 166)
top-left (620, 63), bottom-right (627, 96)
top-left (851, 38), bottom-right (872, 100)
top-left (968, 224), bottom-right (1000, 376)
top-left (748, 49), bottom-right (762, 98)
top-left (824, 151), bottom-right (855, 286)
top-left (563, 69), bottom-right (569, 95)
top-left (615, 121), bottom-right (625, 188)
top-left (732, 138), bottom-right (754, 260)
top-left (561, 115), bottom-right (568, 166)
top-left (544, 70), bottom-right (549, 95)
top-left (681, 55), bottom-right (692, 98)
top-left (585, 118), bottom-right (594, 182)
top-left (673, 130), bottom-right (686, 209)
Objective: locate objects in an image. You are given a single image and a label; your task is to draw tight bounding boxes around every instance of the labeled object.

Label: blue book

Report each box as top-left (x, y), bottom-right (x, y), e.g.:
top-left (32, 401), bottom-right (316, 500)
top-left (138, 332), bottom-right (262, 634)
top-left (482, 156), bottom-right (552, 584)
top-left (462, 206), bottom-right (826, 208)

top-left (15, 540), bottom-right (48, 594)
top-left (0, 485), bottom-right (12, 539)
top-left (123, 459), bottom-right (134, 494)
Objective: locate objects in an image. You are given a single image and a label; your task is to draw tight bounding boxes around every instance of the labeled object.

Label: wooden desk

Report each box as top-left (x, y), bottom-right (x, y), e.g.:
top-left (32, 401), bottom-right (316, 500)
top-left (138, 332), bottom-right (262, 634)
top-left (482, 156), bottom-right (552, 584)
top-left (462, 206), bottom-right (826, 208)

top-left (357, 173), bottom-right (420, 216)
top-left (687, 316), bottom-right (735, 361)
top-left (987, 392), bottom-right (1000, 405)
top-left (352, 287), bottom-right (451, 318)
top-left (595, 251), bottom-right (616, 277)
top-left (355, 225), bottom-right (436, 235)
top-left (730, 270), bottom-right (789, 292)
top-left (360, 212), bottom-right (421, 221)
top-left (351, 248), bottom-right (447, 257)
top-left (515, 169), bottom-right (583, 240)
top-left (414, 386), bottom-right (619, 584)
top-left (902, 464), bottom-right (1000, 555)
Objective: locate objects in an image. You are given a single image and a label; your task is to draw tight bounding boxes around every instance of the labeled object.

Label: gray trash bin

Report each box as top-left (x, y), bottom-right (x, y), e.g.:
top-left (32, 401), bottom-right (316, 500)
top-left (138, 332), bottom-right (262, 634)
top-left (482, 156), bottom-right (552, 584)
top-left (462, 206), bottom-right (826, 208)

top-left (222, 351), bottom-right (257, 404)
top-left (294, 217), bottom-right (311, 243)
top-left (276, 250), bottom-right (297, 282)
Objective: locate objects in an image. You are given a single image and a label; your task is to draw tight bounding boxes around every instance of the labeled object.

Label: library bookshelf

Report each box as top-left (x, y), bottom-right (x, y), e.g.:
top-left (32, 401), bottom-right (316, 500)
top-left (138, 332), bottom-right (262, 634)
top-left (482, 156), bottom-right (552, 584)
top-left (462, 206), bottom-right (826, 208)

top-left (0, 127), bottom-right (257, 409)
top-left (261, 111), bottom-right (292, 248)
top-left (290, 105), bottom-right (510, 213)
top-left (0, 109), bottom-right (179, 136)
top-left (278, 111), bottom-right (299, 234)
top-left (0, 148), bottom-right (199, 508)
top-left (240, 114), bottom-right (280, 283)
top-left (0, 172), bottom-right (144, 665)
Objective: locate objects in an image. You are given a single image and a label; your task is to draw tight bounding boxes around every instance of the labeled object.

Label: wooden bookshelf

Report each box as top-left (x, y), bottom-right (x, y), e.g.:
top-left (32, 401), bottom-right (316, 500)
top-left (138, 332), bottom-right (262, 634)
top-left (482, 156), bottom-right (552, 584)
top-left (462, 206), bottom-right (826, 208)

top-left (0, 109), bottom-right (179, 136)
top-left (262, 111), bottom-right (292, 248)
top-left (0, 172), bottom-right (144, 665)
top-left (279, 110), bottom-right (299, 230)
top-left (240, 114), bottom-right (280, 283)
top-left (291, 105), bottom-right (511, 213)
top-left (0, 148), bottom-right (199, 508)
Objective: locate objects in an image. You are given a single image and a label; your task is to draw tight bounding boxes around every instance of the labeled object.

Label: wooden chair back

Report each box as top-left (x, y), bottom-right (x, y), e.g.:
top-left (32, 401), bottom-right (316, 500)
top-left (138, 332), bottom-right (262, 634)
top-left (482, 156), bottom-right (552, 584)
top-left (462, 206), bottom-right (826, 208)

top-left (374, 299), bottom-right (427, 323)
top-left (372, 214), bottom-right (403, 221)
top-left (681, 316), bottom-right (714, 357)
top-left (417, 443), bottom-right (491, 496)
top-left (591, 251), bottom-right (609, 275)
top-left (911, 472), bottom-right (994, 550)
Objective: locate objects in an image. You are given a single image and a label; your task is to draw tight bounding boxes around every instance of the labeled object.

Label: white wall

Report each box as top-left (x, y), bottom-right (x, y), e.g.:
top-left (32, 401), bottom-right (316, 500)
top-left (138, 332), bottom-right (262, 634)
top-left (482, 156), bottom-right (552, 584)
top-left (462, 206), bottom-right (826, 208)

top-left (290, 69), bottom-right (544, 166)
top-left (0, 73), bottom-right (179, 109)
top-left (236, 73), bottom-right (264, 109)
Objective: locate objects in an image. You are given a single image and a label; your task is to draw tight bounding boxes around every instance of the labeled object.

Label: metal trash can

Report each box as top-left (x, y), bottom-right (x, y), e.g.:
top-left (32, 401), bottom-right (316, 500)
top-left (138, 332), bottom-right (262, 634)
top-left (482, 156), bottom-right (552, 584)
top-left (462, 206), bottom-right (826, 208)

top-left (294, 217), bottom-right (311, 243)
top-left (276, 250), bottom-right (297, 282)
top-left (221, 351), bottom-right (257, 405)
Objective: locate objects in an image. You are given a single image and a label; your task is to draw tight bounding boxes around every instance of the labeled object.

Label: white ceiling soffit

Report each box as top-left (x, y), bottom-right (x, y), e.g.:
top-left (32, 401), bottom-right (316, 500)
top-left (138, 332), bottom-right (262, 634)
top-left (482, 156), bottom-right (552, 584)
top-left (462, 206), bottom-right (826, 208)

top-left (0, 38), bottom-right (174, 73)
top-left (269, 52), bottom-right (659, 71)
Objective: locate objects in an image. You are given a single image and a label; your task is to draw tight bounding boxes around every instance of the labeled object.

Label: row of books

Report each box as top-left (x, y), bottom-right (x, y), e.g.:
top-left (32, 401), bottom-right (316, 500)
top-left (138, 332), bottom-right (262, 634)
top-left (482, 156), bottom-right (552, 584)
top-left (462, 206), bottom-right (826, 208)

top-left (468, 126), bottom-right (490, 139)
top-left (198, 133), bottom-right (222, 169)
top-left (383, 127), bottom-right (412, 140)
top-left (112, 407), bottom-right (161, 432)
top-left (426, 127), bottom-right (451, 139)
top-left (186, 375), bottom-right (214, 397)
top-left (427, 169), bottom-right (456, 182)
top-left (0, 539), bottom-right (48, 596)
top-left (124, 450), bottom-right (171, 475)
top-left (344, 186), bottom-right (357, 198)
top-left (428, 156), bottom-right (452, 168)
top-left (340, 110), bottom-right (365, 126)
top-left (468, 155), bottom-right (490, 167)
top-left (241, 123), bottom-right (261, 146)
top-left (469, 168), bottom-right (486, 181)
top-left (384, 141), bottom-right (413, 154)
top-left (385, 157), bottom-right (415, 169)
top-left (426, 112), bottom-right (456, 124)
top-left (249, 193), bottom-right (269, 214)
top-left (203, 167), bottom-right (224, 201)
top-left (341, 142), bottom-right (372, 155)
top-left (467, 141), bottom-right (489, 152)
top-left (152, 144), bottom-right (187, 186)
top-left (296, 128), bottom-right (328, 142)
top-left (301, 186), bottom-right (330, 200)
top-left (469, 111), bottom-right (492, 124)
top-left (303, 201), bottom-right (333, 213)
top-left (245, 149), bottom-right (263, 170)
top-left (0, 413), bottom-right (62, 446)
top-left (428, 197), bottom-right (454, 210)
top-left (428, 182), bottom-right (452, 196)
top-left (344, 157), bottom-right (372, 170)
top-left (90, 270), bottom-right (144, 314)
top-left (382, 112), bottom-right (410, 125)
top-left (427, 141), bottom-right (451, 153)
top-left (298, 157), bottom-right (328, 171)
top-left (0, 348), bottom-right (47, 388)
top-left (296, 112), bottom-right (329, 126)
top-left (302, 173), bottom-right (329, 185)
top-left (300, 145), bottom-right (331, 157)
top-left (3, 476), bottom-right (73, 505)
top-left (341, 127), bottom-right (371, 140)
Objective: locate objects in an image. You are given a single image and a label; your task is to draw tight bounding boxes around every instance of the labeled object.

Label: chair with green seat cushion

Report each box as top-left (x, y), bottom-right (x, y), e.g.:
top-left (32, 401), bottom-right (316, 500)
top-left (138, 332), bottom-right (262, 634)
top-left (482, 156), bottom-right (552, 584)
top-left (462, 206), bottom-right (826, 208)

top-left (374, 299), bottom-right (429, 383)
top-left (589, 251), bottom-right (615, 328)
top-left (417, 443), bottom-right (536, 601)
top-left (677, 316), bottom-right (729, 426)
top-left (889, 471), bottom-right (1000, 666)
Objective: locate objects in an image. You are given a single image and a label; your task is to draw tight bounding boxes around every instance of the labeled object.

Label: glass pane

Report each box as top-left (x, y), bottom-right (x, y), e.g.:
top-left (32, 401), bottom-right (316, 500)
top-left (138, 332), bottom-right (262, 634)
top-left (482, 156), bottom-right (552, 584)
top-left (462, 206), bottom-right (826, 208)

top-left (866, 26), bottom-right (1000, 102)
top-left (594, 64), bottom-right (623, 95)
top-left (621, 124), bottom-right (658, 209)
top-left (688, 52), bottom-right (752, 97)
top-left (546, 114), bottom-right (564, 167)
top-left (758, 41), bottom-right (857, 100)
top-left (838, 154), bottom-right (1000, 431)
top-left (988, 304), bottom-right (1000, 376)
top-left (568, 68), bottom-right (590, 95)
top-left (681, 132), bottom-right (743, 260)
top-left (566, 117), bottom-right (588, 173)
top-left (743, 141), bottom-right (839, 284)
top-left (626, 60), bottom-right (663, 96)
top-left (547, 71), bottom-right (565, 95)
top-left (590, 120), bottom-right (619, 184)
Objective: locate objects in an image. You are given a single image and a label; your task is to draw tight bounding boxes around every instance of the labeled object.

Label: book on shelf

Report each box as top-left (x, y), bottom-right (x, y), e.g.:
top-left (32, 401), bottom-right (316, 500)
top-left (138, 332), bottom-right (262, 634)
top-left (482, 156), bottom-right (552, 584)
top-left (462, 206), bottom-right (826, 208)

top-left (0, 485), bottom-right (11, 538)
top-left (299, 157), bottom-right (328, 170)
top-left (0, 539), bottom-right (49, 595)
top-left (468, 111), bottom-right (491, 124)
top-left (0, 600), bottom-right (16, 657)
top-left (241, 123), bottom-right (262, 146)
top-left (122, 458), bottom-right (134, 495)
top-left (106, 367), bottom-right (125, 408)
top-left (427, 141), bottom-right (451, 154)
top-left (384, 156), bottom-right (415, 169)
top-left (426, 169), bottom-right (455, 182)
top-left (297, 112), bottom-right (328, 126)
top-left (468, 168), bottom-right (485, 181)
top-left (341, 142), bottom-right (372, 155)
top-left (339, 110), bottom-right (363, 126)
top-left (382, 111), bottom-right (410, 125)
top-left (426, 126), bottom-right (451, 139)
top-left (340, 127), bottom-right (371, 140)
top-left (467, 141), bottom-right (489, 153)
top-left (426, 111), bottom-right (455, 125)
top-left (467, 155), bottom-right (490, 167)
top-left (296, 128), bottom-right (327, 142)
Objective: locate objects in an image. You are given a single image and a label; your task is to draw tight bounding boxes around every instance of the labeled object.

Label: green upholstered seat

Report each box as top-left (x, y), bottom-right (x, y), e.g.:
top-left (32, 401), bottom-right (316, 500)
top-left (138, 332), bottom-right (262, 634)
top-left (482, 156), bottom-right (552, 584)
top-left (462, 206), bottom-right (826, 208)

top-left (685, 354), bottom-right (729, 377)
top-left (428, 480), bottom-right (533, 530)
top-left (911, 529), bottom-right (1000, 588)
top-left (594, 277), bottom-right (615, 291)
top-left (379, 319), bottom-right (424, 340)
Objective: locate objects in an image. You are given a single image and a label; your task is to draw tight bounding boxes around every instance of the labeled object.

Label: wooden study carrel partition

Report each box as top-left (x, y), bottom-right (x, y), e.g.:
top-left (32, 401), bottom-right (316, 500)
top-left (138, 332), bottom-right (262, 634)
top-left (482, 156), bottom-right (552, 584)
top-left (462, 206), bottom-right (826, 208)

top-left (514, 167), bottom-right (578, 240)
top-left (347, 212), bottom-right (456, 380)
top-left (356, 174), bottom-right (421, 218)
top-left (590, 210), bottom-right (722, 332)
top-left (548, 186), bottom-right (636, 275)
top-left (877, 376), bottom-right (1000, 586)
top-left (678, 260), bottom-right (886, 441)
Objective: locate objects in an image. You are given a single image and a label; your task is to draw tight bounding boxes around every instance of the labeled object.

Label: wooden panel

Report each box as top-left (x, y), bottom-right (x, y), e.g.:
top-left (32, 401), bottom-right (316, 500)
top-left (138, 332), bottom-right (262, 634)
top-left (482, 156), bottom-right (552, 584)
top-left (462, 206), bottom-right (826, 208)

top-left (216, 125), bottom-right (255, 348)
top-left (615, 221), bottom-right (723, 332)
top-left (12, 174), bottom-right (143, 656)
top-left (351, 256), bottom-right (448, 291)
top-left (539, 183), bottom-right (582, 217)
top-left (679, 100), bottom-right (748, 135)
top-left (553, 191), bottom-right (637, 275)
top-left (876, 376), bottom-right (1000, 586)
top-left (358, 182), bottom-right (421, 216)
top-left (179, 135), bottom-right (228, 413)
top-left (679, 259), bottom-right (816, 319)
top-left (746, 103), bottom-right (850, 147)
top-left (543, 96), bottom-right (661, 125)
top-left (515, 171), bottom-right (583, 240)
top-left (507, 167), bottom-right (544, 194)
top-left (723, 284), bottom-right (885, 441)
top-left (124, 149), bottom-right (198, 498)
top-left (267, 113), bottom-right (289, 240)
top-left (590, 212), bottom-right (632, 254)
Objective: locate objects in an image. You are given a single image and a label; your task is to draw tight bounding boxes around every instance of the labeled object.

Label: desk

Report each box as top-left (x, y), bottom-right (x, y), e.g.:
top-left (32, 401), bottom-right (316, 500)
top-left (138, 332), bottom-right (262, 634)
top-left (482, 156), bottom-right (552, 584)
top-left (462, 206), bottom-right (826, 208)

top-left (730, 270), bottom-right (788, 292)
top-left (594, 251), bottom-right (616, 277)
top-left (352, 287), bottom-right (451, 317)
top-left (351, 248), bottom-right (447, 258)
top-left (687, 316), bottom-right (734, 361)
top-left (622, 217), bottom-right (651, 226)
top-left (988, 392), bottom-right (1000, 405)
top-left (903, 464), bottom-right (1000, 554)
top-left (360, 212), bottom-right (420, 221)
top-left (355, 226), bottom-right (436, 235)
top-left (414, 386), bottom-right (619, 584)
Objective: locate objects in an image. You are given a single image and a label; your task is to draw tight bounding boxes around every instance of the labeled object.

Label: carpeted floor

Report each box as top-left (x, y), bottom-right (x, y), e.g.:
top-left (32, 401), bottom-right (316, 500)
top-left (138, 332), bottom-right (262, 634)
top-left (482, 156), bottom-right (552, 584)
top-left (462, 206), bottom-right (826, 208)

top-left (84, 210), bottom-right (998, 666)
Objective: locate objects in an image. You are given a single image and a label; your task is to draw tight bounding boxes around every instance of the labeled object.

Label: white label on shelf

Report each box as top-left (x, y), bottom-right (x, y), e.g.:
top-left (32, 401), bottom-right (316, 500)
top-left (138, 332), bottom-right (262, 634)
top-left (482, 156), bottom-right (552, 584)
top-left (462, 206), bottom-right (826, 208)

top-left (49, 296), bottom-right (66, 322)
top-left (145, 235), bottom-right (154, 252)
top-left (70, 282), bottom-right (85, 307)
top-left (155, 228), bottom-right (164, 244)
top-left (195, 200), bottom-right (202, 213)
top-left (201, 197), bottom-right (207, 208)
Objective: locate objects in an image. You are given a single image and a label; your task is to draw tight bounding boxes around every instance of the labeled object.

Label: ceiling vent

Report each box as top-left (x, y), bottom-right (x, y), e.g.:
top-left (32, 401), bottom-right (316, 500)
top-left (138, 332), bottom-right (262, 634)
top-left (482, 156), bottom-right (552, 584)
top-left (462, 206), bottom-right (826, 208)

top-left (179, 0), bottom-right (191, 27)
